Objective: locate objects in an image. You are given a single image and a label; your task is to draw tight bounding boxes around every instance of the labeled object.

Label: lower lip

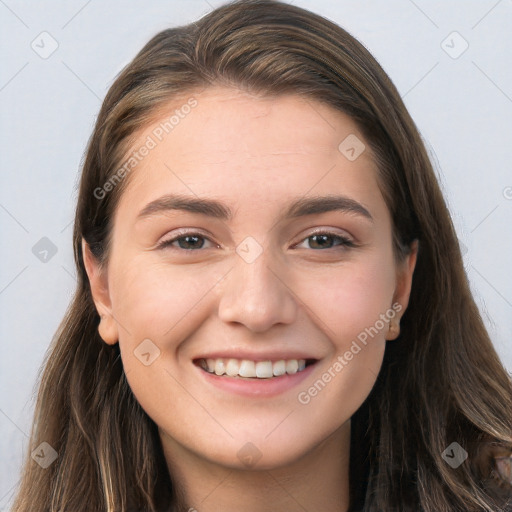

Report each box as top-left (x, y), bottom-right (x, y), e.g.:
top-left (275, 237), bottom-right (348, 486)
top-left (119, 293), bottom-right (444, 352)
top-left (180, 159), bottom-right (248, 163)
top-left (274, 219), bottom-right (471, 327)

top-left (195, 362), bottom-right (317, 398)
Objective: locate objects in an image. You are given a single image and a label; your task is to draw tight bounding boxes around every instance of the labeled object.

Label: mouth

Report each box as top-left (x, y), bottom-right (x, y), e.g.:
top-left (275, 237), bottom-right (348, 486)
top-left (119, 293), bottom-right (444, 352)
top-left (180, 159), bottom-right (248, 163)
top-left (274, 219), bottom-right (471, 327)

top-left (193, 357), bottom-right (317, 379)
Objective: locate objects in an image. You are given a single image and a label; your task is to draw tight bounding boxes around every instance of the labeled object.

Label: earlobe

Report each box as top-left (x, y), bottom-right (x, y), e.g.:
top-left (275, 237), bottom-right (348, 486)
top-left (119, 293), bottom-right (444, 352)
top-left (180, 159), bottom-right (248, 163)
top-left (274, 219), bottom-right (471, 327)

top-left (81, 238), bottom-right (119, 345)
top-left (386, 319), bottom-right (401, 341)
top-left (386, 240), bottom-right (419, 341)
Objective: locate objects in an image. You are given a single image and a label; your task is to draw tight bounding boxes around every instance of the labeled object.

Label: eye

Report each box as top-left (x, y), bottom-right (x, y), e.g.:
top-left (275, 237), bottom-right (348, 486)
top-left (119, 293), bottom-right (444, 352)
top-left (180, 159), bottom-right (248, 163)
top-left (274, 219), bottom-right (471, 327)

top-left (156, 229), bottom-right (355, 252)
top-left (294, 231), bottom-right (356, 250)
top-left (157, 231), bottom-right (216, 251)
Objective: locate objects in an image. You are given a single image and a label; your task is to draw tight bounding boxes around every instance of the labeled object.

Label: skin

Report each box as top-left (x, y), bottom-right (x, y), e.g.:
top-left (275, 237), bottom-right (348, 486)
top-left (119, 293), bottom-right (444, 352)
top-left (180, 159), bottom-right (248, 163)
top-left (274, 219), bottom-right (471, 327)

top-left (83, 86), bottom-right (417, 512)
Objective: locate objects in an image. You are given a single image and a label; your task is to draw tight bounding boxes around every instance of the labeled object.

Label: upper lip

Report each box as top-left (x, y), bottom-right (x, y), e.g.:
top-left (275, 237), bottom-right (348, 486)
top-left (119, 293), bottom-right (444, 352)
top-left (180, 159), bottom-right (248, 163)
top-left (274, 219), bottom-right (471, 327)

top-left (193, 350), bottom-right (320, 363)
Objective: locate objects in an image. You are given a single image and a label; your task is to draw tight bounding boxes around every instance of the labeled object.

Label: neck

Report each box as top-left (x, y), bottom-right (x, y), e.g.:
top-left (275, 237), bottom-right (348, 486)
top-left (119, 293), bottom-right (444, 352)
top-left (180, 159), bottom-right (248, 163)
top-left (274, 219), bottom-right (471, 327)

top-left (161, 421), bottom-right (351, 512)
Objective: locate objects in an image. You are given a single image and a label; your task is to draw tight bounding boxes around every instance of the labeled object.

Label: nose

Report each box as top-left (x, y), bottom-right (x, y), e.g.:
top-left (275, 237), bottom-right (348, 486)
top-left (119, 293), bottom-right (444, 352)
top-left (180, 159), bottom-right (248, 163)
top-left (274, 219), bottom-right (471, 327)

top-left (217, 248), bottom-right (298, 333)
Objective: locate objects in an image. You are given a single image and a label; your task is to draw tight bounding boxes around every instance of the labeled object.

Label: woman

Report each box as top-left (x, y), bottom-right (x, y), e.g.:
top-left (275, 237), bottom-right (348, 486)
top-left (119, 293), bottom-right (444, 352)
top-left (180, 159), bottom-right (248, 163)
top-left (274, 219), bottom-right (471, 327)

top-left (11, 1), bottom-right (512, 511)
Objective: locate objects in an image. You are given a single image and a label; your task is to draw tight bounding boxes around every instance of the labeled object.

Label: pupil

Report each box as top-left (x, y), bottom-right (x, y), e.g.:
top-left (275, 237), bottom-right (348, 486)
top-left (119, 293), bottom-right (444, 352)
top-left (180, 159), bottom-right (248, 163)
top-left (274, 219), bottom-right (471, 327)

top-left (179, 235), bottom-right (203, 249)
top-left (311, 234), bottom-right (332, 249)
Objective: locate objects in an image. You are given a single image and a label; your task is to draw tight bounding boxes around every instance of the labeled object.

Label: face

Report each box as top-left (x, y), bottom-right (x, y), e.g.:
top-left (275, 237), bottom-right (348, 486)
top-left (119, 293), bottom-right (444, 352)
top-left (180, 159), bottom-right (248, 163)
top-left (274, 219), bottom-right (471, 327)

top-left (83, 86), bottom-right (416, 471)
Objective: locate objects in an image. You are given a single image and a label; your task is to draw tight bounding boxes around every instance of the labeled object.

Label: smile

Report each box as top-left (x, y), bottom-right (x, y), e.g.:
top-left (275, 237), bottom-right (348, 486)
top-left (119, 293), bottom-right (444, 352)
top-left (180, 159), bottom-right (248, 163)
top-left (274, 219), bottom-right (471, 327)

top-left (197, 357), bottom-right (314, 379)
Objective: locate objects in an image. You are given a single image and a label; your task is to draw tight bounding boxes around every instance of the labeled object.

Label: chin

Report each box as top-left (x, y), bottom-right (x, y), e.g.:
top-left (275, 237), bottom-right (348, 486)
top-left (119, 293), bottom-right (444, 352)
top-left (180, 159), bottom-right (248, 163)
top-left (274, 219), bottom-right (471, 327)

top-left (195, 429), bottom-right (322, 471)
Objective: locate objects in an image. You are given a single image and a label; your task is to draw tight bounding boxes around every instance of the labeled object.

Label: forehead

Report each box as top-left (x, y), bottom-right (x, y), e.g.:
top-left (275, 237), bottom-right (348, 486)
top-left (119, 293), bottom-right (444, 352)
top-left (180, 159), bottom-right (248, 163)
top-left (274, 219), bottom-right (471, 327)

top-left (113, 86), bottom-right (384, 224)
top-left (145, 86), bottom-right (367, 156)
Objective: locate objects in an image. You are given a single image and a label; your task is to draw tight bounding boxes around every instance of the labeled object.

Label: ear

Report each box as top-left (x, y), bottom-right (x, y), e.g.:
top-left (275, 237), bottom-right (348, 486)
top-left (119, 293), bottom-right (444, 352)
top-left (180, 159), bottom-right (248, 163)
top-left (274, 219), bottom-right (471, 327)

top-left (386, 240), bottom-right (418, 341)
top-left (82, 238), bottom-right (119, 345)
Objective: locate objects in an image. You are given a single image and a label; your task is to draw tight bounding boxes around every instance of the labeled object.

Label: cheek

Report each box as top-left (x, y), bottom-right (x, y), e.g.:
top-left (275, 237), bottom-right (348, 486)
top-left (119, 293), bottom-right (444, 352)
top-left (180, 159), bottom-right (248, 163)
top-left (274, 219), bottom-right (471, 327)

top-left (110, 258), bottom-right (225, 345)
top-left (297, 257), bottom-right (396, 349)
top-left (290, 259), bottom-right (395, 424)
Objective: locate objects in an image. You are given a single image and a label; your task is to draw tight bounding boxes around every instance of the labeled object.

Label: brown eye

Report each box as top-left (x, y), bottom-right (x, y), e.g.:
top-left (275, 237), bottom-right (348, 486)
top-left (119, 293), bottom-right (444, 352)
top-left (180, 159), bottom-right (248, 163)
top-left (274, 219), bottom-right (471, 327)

top-left (157, 232), bottom-right (215, 251)
top-left (174, 235), bottom-right (205, 250)
top-left (295, 231), bottom-right (355, 250)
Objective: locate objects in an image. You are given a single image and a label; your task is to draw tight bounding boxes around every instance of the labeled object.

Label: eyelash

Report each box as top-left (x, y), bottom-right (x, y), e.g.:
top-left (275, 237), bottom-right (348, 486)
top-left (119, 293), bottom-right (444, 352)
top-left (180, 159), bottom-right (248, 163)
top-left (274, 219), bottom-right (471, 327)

top-left (156, 230), bottom-right (356, 252)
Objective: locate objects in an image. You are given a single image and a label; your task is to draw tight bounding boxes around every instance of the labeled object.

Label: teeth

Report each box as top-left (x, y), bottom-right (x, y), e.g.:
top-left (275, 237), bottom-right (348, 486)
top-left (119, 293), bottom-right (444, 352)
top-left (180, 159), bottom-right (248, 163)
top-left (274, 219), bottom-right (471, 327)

top-left (199, 357), bottom-right (309, 378)
top-left (226, 358), bottom-right (239, 377)
top-left (255, 361), bottom-right (273, 378)
top-left (238, 360), bottom-right (255, 378)
top-left (272, 360), bottom-right (286, 376)
top-left (286, 359), bottom-right (299, 374)
top-left (214, 359), bottom-right (226, 376)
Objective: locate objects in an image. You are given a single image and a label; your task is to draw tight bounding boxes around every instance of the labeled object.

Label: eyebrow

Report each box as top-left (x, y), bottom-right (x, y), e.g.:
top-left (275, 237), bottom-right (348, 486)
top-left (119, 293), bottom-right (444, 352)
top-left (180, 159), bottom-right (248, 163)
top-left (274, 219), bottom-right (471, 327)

top-left (136, 193), bottom-right (373, 223)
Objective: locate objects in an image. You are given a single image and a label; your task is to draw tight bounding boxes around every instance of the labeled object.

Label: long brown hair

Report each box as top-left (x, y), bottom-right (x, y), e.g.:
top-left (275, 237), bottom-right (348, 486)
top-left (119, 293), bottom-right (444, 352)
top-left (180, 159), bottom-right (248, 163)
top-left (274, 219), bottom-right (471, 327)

top-left (11, 1), bottom-right (512, 511)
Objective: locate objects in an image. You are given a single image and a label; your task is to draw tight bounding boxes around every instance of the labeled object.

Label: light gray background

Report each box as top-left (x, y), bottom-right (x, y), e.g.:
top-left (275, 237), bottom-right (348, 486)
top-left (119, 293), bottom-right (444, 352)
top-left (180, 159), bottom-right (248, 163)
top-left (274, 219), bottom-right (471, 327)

top-left (1, 0), bottom-right (511, 509)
